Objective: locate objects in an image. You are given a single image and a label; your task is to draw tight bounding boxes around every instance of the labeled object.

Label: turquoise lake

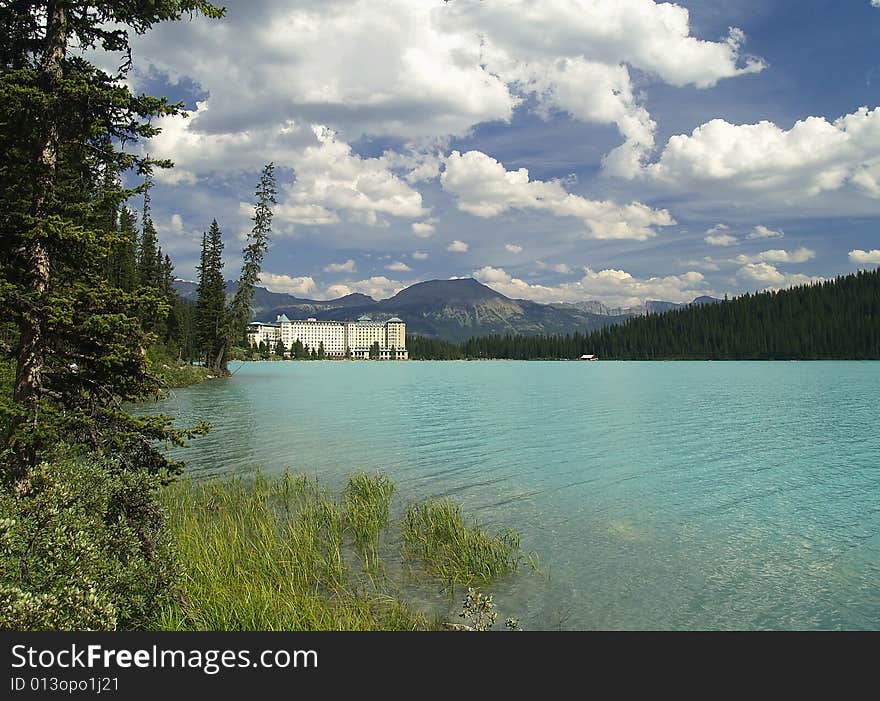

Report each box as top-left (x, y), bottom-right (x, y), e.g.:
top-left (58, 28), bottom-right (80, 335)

top-left (149, 361), bottom-right (880, 630)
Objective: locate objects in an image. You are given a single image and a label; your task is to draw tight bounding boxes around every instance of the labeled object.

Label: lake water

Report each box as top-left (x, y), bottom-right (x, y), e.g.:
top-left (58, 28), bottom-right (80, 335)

top-left (146, 361), bottom-right (880, 630)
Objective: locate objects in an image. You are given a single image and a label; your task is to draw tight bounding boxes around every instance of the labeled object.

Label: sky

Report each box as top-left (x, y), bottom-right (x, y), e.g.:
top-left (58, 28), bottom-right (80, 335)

top-left (119, 0), bottom-right (880, 306)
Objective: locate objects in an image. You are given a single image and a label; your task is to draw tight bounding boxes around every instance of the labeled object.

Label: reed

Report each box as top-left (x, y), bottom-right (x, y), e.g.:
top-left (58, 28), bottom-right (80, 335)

top-left (343, 471), bottom-right (395, 573)
top-left (158, 471), bottom-right (424, 630)
top-left (157, 471), bottom-right (525, 630)
top-left (401, 499), bottom-right (521, 590)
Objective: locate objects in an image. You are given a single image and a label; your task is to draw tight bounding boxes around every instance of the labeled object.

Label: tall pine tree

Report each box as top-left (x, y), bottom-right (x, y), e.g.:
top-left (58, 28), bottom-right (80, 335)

top-left (0, 1), bottom-right (223, 479)
top-left (211, 163), bottom-right (277, 375)
top-left (195, 219), bottom-right (227, 371)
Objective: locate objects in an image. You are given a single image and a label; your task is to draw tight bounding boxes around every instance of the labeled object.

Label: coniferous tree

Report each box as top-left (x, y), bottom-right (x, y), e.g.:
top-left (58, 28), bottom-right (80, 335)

top-left (106, 207), bottom-right (137, 293)
top-left (0, 0), bottom-right (223, 478)
top-left (194, 219), bottom-right (227, 371)
top-left (136, 183), bottom-right (160, 291)
top-left (407, 270), bottom-right (880, 361)
top-left (223, 163), bottom-right (276, 374)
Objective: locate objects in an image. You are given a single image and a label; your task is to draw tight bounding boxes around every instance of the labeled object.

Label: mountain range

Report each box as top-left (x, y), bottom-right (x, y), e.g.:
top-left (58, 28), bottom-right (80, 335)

top-left (172, 278), bottom-right (718, 343)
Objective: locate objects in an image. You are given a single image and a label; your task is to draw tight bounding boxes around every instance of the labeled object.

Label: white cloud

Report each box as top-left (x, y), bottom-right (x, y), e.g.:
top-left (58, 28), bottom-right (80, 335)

top-left (505, 243), bottom-right (523, 254)
top-left (680, 257), bottom-right (721, 272)
top-left (411, 219), bottom-right (437, 237)
top-left (643, 107), bottom-right (880, 205)
top-left (330, 276), bottom-right (408, 300)
top-left (437, 0), bottom-right (763, 176)
top-left (323, 259), bottom-right (357, 273)
top-left (134, 1), bottom-right (516, 144)
top-left (276, 125), bottom-right (428, 228)
top-left (439, 0), bottom-right (763, 89)
top-left (473, 265), bottom-right (707, 306)
top-left (704, 224), bottom-right (737, 247)
top-left (412, 251), bottom-right (429, 260)
top-left (447, 240), bottom-right (469, 252)
top-left (736, 248), bottom-right (815, 265)
top-left (552, 263), bottom-right (573, 274)
top-left (382, 149), bottom-right (444, 184)
top-left (705, 236), bottom-right (737, 247)
top-left (736, 263), bottom-right (821, 288)
top-left (261, 273), bottom-right (318, 297)
top-left (500, 57), bottom-right (658, 178)
top-left (849, 249), bottom-right (880, 264)
top-left (273, 203), bottom-right (341, 227)
top-left (323, 284), bottom-right (354, 299)
top-left (152, 212), bottom-right (202, 256)
top-left (442, 150), bottom-right (674, 240)
top-left (147, 103), bottom-right (314, 185)
top-left (156, 212), bottom-right (187, 237)
top-left (872, 1), bottom-right (880, 8)
top-left (136, 0), bottom-right (763, 189)
top-left (168, 213), bottom-right (184, 234)
top-left (386, 261), bottom-right (412, 271)
top-left (747, 225), bottom-right (784, 239)
top-left (151, 111), bottom-right (432, 231)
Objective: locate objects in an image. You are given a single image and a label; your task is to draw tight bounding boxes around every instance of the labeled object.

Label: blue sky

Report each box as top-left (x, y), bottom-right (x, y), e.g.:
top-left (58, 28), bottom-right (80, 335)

top-left (122, 0), bottom-right (880, 305)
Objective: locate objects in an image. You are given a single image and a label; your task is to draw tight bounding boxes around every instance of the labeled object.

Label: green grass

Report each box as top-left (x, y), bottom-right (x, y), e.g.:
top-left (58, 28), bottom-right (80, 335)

top-left (344, 472), bottom-right (395, 574)
top-left (156, 472), bottom-right (526, 630)
top-left (402, 499), bottom-right (521, 589)
top-left (157, 472), bottom-right (426, 630)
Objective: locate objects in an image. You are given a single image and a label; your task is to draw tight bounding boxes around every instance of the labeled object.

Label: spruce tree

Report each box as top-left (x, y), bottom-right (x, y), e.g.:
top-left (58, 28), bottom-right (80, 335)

top-left (0, 1), bottom-right (224, 479)
top-left (195, 219), bottom-right (227, 372)
top-left (136, 183), bottom-right (160, 291)
top-left (108, 207), bottom-right (138, 293)
top-left (223, 163), bottom-right (277, 373)
top-left (407, 269), bottom-right (880, 361)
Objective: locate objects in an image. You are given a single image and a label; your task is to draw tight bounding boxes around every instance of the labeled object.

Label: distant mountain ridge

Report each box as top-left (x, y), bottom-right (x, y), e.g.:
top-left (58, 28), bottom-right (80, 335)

top-left (560, 295), bottom-right (720, 317)
top-left (172, 277), bottom-right (718, 343)
top-left (173, 279), bottom-right (376, 316)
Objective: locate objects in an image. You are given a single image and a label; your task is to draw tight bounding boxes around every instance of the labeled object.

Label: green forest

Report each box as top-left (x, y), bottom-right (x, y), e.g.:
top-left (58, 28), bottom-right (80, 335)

top-left (408, 269), bottom-right (880, 360)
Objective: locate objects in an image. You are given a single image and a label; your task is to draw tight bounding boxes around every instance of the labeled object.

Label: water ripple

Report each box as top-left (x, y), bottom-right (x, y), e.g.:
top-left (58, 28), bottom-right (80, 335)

top-left (134, 360), bottom-right (880, 630)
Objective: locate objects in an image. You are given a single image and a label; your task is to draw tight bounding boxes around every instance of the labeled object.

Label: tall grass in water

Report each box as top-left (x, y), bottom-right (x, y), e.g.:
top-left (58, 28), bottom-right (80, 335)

top-left (344, 472), bottom-right (394, 575)
top-left (157, 472), bottom-right (424, 631)
top-left (402, 499), bottom-right (521, 590)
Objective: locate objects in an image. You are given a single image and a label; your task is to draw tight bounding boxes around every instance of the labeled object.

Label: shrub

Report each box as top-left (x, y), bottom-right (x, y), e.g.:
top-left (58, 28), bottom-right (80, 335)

top-left (0, 455), bottom-right (177, 630)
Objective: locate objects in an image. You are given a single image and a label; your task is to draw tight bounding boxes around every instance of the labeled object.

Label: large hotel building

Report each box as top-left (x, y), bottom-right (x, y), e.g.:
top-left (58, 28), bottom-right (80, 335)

top-left (246, 314), bottom-right (408, 360)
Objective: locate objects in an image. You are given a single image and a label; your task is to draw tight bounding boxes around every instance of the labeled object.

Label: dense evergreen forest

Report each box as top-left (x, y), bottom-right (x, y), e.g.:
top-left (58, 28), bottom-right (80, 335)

top-left (408, 269), bottom-right (880, 360)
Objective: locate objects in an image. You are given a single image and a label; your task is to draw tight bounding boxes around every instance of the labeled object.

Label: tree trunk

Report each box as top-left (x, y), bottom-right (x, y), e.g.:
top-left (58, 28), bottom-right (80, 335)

top-left (8, 2), bottom-right (67, 475)
top-left (212, 342), bottom-right (229, 376)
